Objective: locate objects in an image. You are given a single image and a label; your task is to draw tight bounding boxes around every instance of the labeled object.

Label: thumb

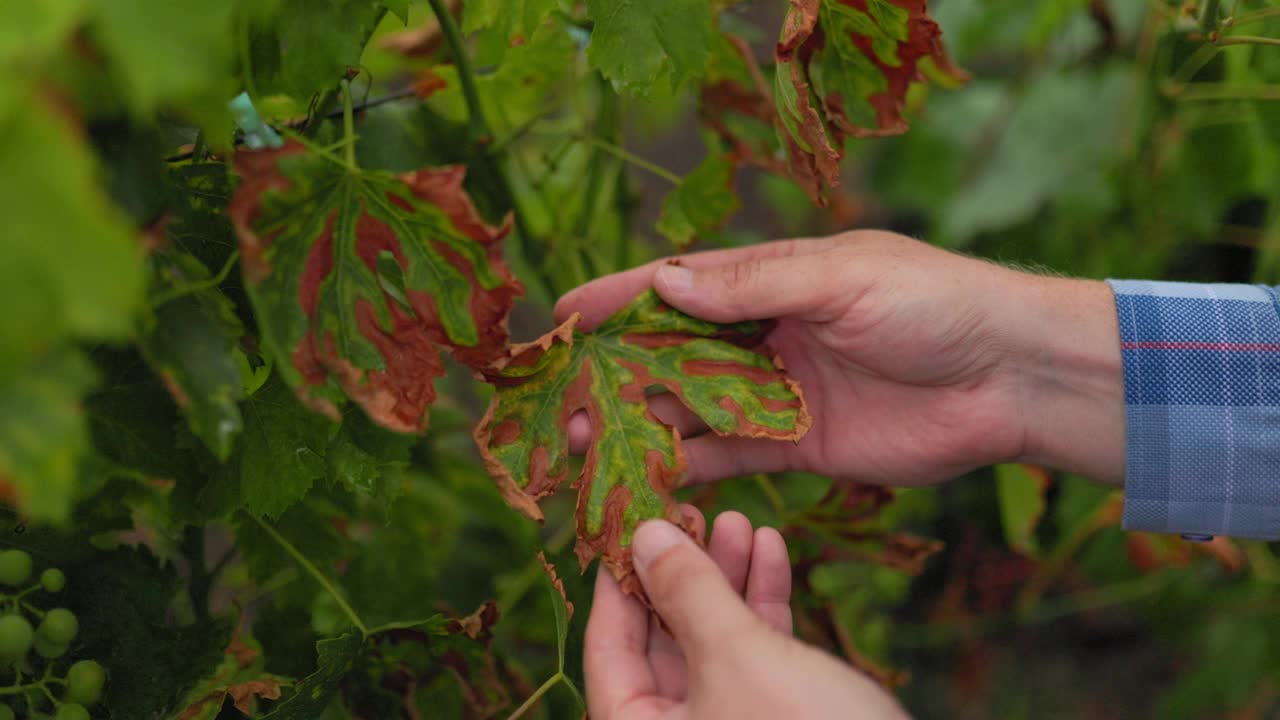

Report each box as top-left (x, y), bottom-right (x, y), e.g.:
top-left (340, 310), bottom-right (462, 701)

top-left (652, 253), bottom-right (841, 323)
top-left (631, 520), bottom-right (762, 659)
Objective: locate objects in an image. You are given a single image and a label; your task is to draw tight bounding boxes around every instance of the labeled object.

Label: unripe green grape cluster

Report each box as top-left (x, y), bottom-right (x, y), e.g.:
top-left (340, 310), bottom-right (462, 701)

top-left (0, 550), bottom-right (105, 718)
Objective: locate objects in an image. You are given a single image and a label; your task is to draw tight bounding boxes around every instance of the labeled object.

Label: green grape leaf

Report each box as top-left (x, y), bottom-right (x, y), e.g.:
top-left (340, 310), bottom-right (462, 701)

top-left (141, 252), bottom-right (246, 461)
top-left (384, 0), bottom-right (410, 24)
top-left (326, 409), bottom-right (415, 517)
top-left (774, 0), bottom-right (967, 201)
top-left (249, 0), bottom-right (387, 101)
top-left (463, 0), bottom-right (557, 43)
top-left (0, 349), bottom-right (96, 523)
top-left (995, 464), bottom-right (1050, 558)
top-left (0, 0), bottom-right (84, 66)
top-left (237, 376), bottom-right (337, 519)
top-left (260, 631), bottom-right (364, 720)
top-left (0, 83), bottom-right (143, 379)
top-left (86, 0), bottom-right (237, 134)
top-left (230, 142), bottom-right (523, 433)
top-left (475, 290), bottom-right (811, 596)
top-left (656, 153), bottom-right (740, 250)
top-left (585, 0), bottom-right (714, 95)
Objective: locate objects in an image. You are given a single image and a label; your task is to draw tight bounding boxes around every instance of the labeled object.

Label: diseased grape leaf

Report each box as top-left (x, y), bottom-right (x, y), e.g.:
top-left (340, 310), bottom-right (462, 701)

top-left (260, 630), bottom-right (364, 720)
top-left (475, 290), bottom-right (811, 597)
top-left (585, 0), bottom-right (714, 95)
top-left (141, 251), bottom-right (247, 461)
top-left (538, 552), bottom-right (574, 676)
top-left (230, 141), bottom-right (523, 434)
top-left (656, 153), bottom-right (740, 250)
top-left (774, 0), bottom-right (967, 201)
top-left (177, 631), bottom-right (287, 720)
top-left (700, 32), bottom-right (789, 177)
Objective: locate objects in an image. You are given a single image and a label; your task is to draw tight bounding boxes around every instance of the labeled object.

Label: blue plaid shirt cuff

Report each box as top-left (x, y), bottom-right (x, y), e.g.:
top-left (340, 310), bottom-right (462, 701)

top-left (1107, 280), bottom-right (1280, 541)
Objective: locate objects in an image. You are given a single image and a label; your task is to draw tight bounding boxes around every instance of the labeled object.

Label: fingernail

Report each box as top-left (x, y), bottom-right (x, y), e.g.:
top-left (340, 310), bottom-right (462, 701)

top-left (631, 520), bottom-right (687, 572)
top-left (656, 265), bottom-right (694, 294)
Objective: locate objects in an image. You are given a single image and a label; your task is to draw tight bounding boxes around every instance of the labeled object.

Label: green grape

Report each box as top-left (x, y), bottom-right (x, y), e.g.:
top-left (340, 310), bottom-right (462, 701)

top-left (66, 660), bottom-right (105, 706)
top-left (0, 615), bottom-right (34, 661)
top-left (40, 568), bottom-right (66, 593)
top-left (0, 550), bottom-right (32, 587)
top-left (0, 703), bottom-right (14, 720)
top-left (33, 634), bottom-right (68, 660)
top-left (38, 609), bottom-right (78, 645)
top-left (54, 704), bottom-right (89, 720)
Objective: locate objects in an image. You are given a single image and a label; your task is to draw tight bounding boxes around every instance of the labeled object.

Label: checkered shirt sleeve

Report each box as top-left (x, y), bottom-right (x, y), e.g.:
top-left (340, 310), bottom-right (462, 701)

top-left (1107, 280), bottom-right (1280, 540)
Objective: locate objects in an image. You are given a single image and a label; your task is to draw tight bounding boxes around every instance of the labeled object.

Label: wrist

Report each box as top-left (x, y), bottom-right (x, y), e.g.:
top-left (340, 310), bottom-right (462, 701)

top-left (997, 272), bottom-right (1126, 484)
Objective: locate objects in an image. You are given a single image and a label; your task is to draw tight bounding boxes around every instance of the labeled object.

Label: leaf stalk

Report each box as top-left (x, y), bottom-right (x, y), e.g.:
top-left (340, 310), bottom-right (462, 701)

top-left (251, 513), bottom-right (370, 636)
top-left (341, 78), bottom-right (358, 170)
top-left (506, 672), bottom-right (563, 720)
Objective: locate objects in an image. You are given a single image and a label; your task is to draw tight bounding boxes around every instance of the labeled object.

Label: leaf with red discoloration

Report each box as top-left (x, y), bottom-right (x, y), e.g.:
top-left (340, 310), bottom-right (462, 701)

top-left (475, 290), bottom-right (811, 599)
top-left (230, 141), bottom-right (522, 433)
top-left (774, 0), bottom-right (967, 202)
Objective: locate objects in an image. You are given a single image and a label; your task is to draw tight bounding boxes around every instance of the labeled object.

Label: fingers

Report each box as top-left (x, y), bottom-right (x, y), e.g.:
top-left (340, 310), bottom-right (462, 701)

top-left (646, 508), bottom-right (750, 700)
top-left (630, 520), bottom-right (762, 661)
top-left (585, 570), bottom-right (657, 719)
top-left (653, 252), bottom-right (846, 324)
top-left (706, 511), bottom-right (754, 594)
top-left (745, 527), bottom-right (793, 636)
top-left (555, 237), bottom-right (842, 329)
top-left (683, 434), bottom-right (795, 486)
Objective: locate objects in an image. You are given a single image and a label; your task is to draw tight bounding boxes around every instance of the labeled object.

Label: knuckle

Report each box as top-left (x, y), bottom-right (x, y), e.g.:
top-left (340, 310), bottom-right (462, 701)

top-left (719, 260), bottom-right (762, 292)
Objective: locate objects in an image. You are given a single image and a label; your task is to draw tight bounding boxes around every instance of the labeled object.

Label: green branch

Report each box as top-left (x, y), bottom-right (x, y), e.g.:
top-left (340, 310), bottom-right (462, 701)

top-left (1200, 0), bottom-right (1221, 33)
top-left (427, 0), bottom-right (490, 143)
top-left (1225, 7), bottom-right (1280, 29)
top-left (251, 513), bottom-right (370, 636)
top-left (1217, 34), bottom-right (1280, 47)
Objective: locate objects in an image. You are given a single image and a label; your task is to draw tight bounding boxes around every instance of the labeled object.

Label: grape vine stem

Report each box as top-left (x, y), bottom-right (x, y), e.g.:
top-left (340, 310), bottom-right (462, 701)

top-left (577, 135), bottom-right (682, 185)
top-left (340, 78), bottom-right (358, 170)
top-left (250, 513), bottom-right (370, 636)
top-left (148, 250), bottom-right (241, 309)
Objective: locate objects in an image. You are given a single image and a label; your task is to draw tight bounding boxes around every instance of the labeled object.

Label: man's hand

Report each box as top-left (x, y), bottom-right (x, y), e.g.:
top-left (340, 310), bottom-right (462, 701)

top-left (559, 232), bottom-right (1125, 486)
top-left (585, 511), bottom-right (908, 720)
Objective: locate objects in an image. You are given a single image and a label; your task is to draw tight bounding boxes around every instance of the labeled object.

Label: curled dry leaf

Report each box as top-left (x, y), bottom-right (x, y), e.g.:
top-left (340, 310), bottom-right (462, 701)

top-left (475, 290), bottom-right (811, 600)
top-left (230, 141), bottom-right (522, 433)
top-left (537, 551), bottom-right (574, 622)
top-left (448, 601), bottom-right (501, 642)
top-left (774, 0), bottom-right (968, 201)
